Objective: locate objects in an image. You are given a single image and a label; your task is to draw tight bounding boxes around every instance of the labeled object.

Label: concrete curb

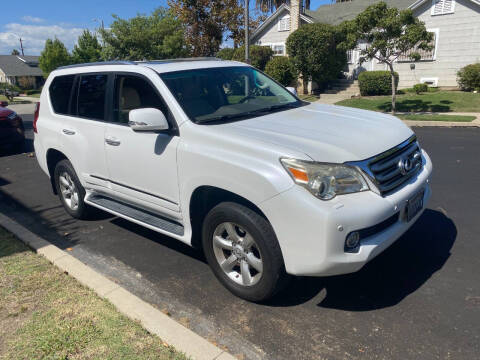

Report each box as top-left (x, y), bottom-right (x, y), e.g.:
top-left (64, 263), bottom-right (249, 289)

top-left (403, 119), bottom-right (480, 127)
top-left (0, 212), bottom-right (236, 360)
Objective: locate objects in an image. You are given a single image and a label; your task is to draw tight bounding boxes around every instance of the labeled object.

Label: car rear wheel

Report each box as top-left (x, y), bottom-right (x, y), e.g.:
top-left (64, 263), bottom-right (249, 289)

top-left (54, 159), bottom-right (94, 219)
top-left (202, 202), bottom-right (289, 302)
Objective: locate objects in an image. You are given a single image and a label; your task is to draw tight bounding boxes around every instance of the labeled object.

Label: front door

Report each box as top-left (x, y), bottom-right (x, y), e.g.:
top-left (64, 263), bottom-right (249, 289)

top-left (103, 73), bottom-right (180, 213)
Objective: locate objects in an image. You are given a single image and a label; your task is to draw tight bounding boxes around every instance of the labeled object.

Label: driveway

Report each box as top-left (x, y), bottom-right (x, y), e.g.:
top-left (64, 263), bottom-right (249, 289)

top-left (1, 104), bottom-right (479, 360)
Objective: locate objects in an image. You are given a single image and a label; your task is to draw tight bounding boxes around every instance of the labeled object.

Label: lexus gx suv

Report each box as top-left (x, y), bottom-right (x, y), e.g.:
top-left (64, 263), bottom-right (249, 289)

top-left (34, 59), bottom-right (432, 302)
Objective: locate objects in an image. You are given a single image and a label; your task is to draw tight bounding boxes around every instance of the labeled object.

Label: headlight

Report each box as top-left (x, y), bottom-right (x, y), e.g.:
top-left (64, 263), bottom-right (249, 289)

top-left (281, 158), bottom-right (369, 200)
top-left (7, 111), bottom-right (17, 120)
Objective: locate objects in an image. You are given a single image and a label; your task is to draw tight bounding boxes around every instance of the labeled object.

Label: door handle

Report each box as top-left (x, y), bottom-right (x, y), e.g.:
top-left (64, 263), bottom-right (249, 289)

top-left (62, 129), bottom-right (76, 135)
top-left (105, 137), bottom-right (121, 146)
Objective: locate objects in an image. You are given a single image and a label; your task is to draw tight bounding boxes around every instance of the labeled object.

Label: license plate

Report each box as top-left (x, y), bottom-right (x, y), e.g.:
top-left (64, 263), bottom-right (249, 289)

top-left (406, 189), bottom-right (424, 222)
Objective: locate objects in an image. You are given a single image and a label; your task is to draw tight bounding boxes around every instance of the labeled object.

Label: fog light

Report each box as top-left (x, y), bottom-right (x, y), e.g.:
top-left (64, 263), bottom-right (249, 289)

top-left (345, 231), bottom-right (360, 252)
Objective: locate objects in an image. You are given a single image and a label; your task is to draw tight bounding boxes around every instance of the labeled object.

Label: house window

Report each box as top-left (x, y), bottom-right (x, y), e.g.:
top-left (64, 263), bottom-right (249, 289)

top-left (278, 17), bottom-right (290, 32)
top-left (397, 30), bottom-right (438, 62)
top-left (273, 45), bottom-right (285, 55)
top-left (431, 0), bottom-right (455, 15)
top-left (347, 50), bottom-right (355, 64)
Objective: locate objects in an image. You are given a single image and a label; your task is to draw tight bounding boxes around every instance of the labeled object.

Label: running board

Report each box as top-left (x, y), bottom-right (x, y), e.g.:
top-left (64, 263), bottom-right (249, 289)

top-left (86, 194), bottom-right (184, 236)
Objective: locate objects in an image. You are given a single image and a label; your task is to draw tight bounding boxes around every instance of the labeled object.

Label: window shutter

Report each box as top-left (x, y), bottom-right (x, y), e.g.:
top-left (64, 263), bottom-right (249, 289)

top-left (432, 0), bottom-right (454, 15)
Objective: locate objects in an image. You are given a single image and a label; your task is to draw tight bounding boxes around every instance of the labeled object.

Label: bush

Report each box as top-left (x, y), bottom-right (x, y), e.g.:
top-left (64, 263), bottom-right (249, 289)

top-left (358, 71), bottom-right (399, 96)
top-left (413, 83), bottom-right (428, 94)
top-left (231, 45), bottom-right (273, 71)
top-left (457, 63), bottom-right (480, 91)
top-left (0, 82), bottom-right (21, 92)
top-left (286, 23), bottom-right (346, 89)
top-left (264, 57), bottom-right (295, 86)
top-left (216, 48), bottom-right (235, 60)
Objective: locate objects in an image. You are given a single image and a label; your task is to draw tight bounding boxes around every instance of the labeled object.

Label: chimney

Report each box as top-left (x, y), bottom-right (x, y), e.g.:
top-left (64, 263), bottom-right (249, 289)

top-left (290, 0), bottom-right (301, 32)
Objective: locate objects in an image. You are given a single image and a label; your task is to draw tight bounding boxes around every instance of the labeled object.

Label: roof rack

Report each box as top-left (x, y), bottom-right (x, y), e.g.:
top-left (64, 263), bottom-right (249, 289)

top-left (57, 57), bottom-right (223, 70)
top-left (57, 61), bottom-right (136, 70)
top-left (136, 57), bottom-right (222, 64)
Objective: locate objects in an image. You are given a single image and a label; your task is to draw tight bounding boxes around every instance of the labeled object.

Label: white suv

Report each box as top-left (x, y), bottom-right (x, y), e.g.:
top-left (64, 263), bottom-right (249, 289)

top-left (34, 59), bottom-right (432, 302)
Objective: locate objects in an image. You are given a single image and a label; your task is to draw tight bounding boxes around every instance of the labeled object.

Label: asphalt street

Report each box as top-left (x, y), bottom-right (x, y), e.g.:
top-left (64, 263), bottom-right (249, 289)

top-left (0, 104), bottom-right (478, 360)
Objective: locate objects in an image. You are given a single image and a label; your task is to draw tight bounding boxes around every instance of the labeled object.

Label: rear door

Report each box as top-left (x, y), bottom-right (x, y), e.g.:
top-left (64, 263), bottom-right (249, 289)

top-left (62, 73), bottom-right (110, 190)
top-left (103, 73), bottom-right (180, 213)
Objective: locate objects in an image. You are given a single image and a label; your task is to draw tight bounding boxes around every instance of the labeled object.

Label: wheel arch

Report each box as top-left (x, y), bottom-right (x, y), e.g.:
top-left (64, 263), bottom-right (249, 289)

top-left (46, 148), bottom-right (68, 194)
top-left (188, 185), bottom-right (271, 250)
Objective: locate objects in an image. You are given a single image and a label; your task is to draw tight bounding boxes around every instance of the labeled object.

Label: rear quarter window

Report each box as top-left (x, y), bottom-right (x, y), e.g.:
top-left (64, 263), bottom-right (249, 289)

top-left (49, 75), bottom-right (75, 115)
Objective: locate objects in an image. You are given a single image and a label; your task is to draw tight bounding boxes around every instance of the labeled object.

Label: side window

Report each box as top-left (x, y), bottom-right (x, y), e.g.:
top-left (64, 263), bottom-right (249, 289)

top-left (49, 75), bottom-right (75, 115)
top-left (113, 75), bottom-right (169, 124)
top-left (77, 74), bottom-right (107, 120)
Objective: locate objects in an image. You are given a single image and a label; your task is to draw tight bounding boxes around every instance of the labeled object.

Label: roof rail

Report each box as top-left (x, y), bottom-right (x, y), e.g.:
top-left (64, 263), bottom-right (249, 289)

top-left (57, 61), bottom-right (136, 70)
top-left (56, 57), bottom-right (223, 71)
top-left (135, 57), bottom-right (222, 64)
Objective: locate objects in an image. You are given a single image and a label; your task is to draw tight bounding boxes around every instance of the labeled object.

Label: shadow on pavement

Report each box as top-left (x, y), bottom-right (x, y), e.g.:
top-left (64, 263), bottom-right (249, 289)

top-left (0, 177), bottom-right (456, 312)
top-left (269, 209), bottom-right (456, 310)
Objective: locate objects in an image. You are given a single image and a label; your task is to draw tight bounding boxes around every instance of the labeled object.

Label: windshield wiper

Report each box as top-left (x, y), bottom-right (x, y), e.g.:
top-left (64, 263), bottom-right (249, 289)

top-left (197, 102), bottom-right (301, 124)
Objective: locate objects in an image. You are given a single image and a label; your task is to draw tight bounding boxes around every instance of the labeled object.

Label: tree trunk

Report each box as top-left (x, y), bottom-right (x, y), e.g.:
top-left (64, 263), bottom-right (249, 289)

top-left (389, 64), bottom-right (396, 114)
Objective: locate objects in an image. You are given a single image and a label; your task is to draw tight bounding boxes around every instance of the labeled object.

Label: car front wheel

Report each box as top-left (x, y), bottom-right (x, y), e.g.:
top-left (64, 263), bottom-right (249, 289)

top-left (202, 202), bottom-right (289, 302)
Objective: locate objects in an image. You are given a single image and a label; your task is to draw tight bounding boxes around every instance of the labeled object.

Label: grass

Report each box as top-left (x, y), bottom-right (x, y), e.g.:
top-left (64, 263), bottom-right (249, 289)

top-left (397, 114), bottom-right (476, 122)
top-left (299, 94), bottom-right (320, 102)
top-left (335, 91), bottom-right (480, 113)
top-left (0, 228), bottom-right (189, 360)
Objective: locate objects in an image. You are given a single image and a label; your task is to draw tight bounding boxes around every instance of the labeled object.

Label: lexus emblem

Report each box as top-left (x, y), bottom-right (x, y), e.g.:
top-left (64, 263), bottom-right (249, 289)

top-left (398, 151), bottom-right (421, 175)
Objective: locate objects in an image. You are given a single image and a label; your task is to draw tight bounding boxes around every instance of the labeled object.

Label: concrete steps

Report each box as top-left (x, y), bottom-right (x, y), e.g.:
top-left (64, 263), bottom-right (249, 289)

top-left (322, 80), bottom-right (360, 96)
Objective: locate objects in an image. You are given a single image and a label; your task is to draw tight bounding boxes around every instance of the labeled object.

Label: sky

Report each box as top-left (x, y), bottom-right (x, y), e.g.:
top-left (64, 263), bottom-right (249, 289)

top-left (0, 0), bottom-right (331, 56)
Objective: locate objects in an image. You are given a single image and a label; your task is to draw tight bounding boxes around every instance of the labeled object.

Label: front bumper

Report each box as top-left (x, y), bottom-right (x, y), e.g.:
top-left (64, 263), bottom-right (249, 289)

top-left (260, 150), bottom-right (433, 276)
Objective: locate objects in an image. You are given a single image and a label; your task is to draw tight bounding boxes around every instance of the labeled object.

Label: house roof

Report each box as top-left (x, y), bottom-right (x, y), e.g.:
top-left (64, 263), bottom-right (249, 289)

top-left (0, 55), bottom-right (43, 77)
top-left (305, 0), bottom-right (416, 25)
top-left (251, 4), bottom-right (315, 41)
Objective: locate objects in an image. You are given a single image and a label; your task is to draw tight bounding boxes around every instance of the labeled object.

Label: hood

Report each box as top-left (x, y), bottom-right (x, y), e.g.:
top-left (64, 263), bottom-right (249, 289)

top-left (224, 103), bottom-right (414, 163)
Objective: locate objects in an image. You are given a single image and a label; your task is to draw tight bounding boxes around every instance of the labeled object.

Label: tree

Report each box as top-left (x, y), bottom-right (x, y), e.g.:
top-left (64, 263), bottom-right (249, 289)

top-left (340, 2), bottom-right (433, 113)
top-left (169, 0), bottom-right (258, 56)
top-left (72, 30), bottom-right (102, 64)
top-left (286, 23), bottom-right (346, 94)
top-left (11, 49), bottom-right (20, 55)
top-left (100, 8), bottom-right (190, 60)
top-left (38, 38), bottom-right (72, 77)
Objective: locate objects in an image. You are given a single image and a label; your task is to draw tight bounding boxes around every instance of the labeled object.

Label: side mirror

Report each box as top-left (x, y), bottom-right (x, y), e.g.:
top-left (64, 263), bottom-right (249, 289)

top-left (0, 101), bottom-right (8, 107)
top-left (286, 87), bottom-right (297, 96)
top-left (128, 108), bottom-right (169, 132)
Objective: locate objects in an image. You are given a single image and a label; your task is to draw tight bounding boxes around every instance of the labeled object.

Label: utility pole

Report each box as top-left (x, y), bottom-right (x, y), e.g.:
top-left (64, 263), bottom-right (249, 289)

top-left (19, 37), bottom-right (24, 56)
top-left (244, 0), bottom-right (250, 64)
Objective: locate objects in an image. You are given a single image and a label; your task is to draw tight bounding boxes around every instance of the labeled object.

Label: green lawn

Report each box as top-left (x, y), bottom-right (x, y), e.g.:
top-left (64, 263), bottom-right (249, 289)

top-left (336, 91), bottom-right (480, 113)
top-left (397, 114), bottom-right (476, 122)
top-left (0, 228), bottom-right (189, 360)
top-left (299, 94), bottom-right (320, 102)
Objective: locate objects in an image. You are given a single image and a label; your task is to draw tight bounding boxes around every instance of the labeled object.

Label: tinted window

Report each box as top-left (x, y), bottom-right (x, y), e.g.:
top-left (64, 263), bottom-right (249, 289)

top-left (113, 75), bottom-right (169, 124)
top-left (49, 75), bottom-right (75, 115)
top-left (77, 74), bottom-right (107, 120)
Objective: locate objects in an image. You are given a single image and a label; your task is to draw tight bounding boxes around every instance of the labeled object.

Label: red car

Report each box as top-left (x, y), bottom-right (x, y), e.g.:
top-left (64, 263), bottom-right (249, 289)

top-left (0, 101), bottom-right (25, 152)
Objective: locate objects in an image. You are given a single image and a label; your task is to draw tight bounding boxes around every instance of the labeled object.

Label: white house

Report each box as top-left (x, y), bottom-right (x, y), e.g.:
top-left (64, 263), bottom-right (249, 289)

top-left (251, 0), bottom-right (480, 88)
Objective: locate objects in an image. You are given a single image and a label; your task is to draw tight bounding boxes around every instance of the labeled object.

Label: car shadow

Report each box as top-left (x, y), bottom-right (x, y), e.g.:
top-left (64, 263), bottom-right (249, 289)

top-left (269, 209), bottom-right (456, 310)
top-left (0, 138), bottom-right (34, 157)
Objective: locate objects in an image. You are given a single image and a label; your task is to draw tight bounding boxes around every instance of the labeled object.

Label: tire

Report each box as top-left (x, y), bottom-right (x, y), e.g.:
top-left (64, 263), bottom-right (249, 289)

top-left (202, 202), bottom-right (289, 302)
top-left (54, 159), bottom-right (94, 220)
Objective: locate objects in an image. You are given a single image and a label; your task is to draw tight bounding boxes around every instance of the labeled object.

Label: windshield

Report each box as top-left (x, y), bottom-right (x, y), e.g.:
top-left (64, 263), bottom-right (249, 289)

top-left (159, 66), bottom-right (302, 124)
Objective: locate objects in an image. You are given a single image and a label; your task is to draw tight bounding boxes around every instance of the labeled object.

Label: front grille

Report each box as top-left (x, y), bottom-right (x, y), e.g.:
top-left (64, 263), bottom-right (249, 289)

top-left (368, 137), bottom-right (423, 195)
top-left (348, 136), bottom-right (423, 196)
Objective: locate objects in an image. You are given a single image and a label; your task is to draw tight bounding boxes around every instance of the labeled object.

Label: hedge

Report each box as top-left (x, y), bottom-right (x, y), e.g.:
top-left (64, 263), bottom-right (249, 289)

top-left (457, 63), bottom-right (480, 91)
top-left (264, 57), bottom-right (295, 86)
top-left (216, 48), bottom-right (235, 60)
top-left (413, 83), bottom-right (428, 94)
top-left (231, 45), bottom-right (273, 71)
top-left (358, 71), bottom-right (399, 96)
